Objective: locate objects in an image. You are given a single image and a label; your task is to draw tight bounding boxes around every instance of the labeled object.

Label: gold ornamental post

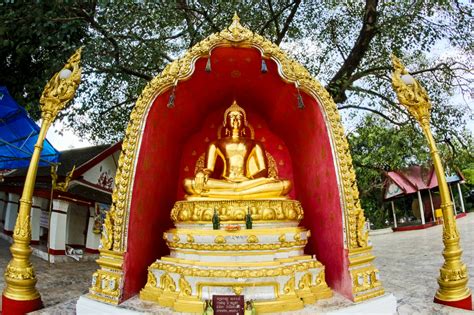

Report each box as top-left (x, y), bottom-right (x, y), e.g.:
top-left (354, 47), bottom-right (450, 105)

top-left (2, 48), bottom-right (82, 313)
top-left (391, 55), bottom-right (472, 310)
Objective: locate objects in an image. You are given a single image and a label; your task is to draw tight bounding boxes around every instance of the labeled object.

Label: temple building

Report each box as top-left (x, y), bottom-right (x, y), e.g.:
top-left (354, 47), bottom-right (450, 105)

top-left (0, 143), bottom-right (120, 262)
top-left (383, 165), bottom-right (467, 231)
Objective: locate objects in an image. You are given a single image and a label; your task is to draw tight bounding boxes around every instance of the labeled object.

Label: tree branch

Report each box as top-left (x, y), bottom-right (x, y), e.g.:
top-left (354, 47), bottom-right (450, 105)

top-left (326, 0), bottom-right (379, 103)
top-left (93, 65), bottom-right (152, 81)
top-left (99, 97), bottom-right (136, 116)
top-left (259, 1), bottom-right (296, 36)
top-left (275, 0), bottom-right (301, 45)
top-left (266, 0), bottom-right (281, 36)
top-left (177, 0), bottom-right (197, 47)
top-left (75, 7), bottom-right (152, 81)
top-left (338, 104), bottom-right (409, 127)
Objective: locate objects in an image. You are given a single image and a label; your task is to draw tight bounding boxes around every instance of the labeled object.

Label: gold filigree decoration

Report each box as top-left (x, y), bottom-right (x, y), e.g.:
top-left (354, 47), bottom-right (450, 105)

top-left (172, 234), bottom-right (180, 242)
top-left (391, 55), bottom-right (431, 124)
top-left (4, 264), bottom-right (35, 280)
top-left (170, 199), bottom-right (303, 223)
top-left (247, 235), bottom-right (259, 243)
top-left (298, 273), bottom-right (312, 289)
top-left (167, 239), bottom-right (307, 251)
top-left (278, 234), bottom-right (286, 243)
top-left (13, 212), bottom-right (31, 240)
top-left (150, 260), bottom-right (322, 279)
top-left (440, 264), bottom-right (468, 281)
top-left (214, 235), bottom-right (226, 244)
top-left (160, 273), bottom-right (176, 292)
top-left (51, 165), bottom-right (76, 192)
top-left (88, 270), bottom-right (122, 303)
top-left (315, 270), bottom-right (325, 286)
top-left (146, 271), bottom-right (157, 288)
top-left (293, 232), bottom-right (301, 241)
top-left (194, 153), bottom-right (206, 175)
top-left (265, 152), bottom-right (279, 178)
top-left (179, 275), bottom-right (192, 296)
top-left (101, 209), bottom-right (114, 250)
top-left (284, 275), bottom-right (296, 295)
top-left (232, 286), bottom-right (243, 295)
top-left (40, 48), bottom-right (82, 121)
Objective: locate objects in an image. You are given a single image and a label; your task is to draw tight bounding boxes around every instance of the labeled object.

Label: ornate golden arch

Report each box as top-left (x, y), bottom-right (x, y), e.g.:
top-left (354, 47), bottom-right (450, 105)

top-left (89, 14), bottom-right (383, 305)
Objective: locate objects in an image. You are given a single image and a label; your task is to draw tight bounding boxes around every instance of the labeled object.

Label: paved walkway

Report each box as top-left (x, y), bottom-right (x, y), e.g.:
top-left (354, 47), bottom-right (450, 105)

top-left (0, 213), bottom-right (472, 314)
top-left (371, 212), bottom-right (474, 314)
top-left (0, 238), bottom-right (98, 310)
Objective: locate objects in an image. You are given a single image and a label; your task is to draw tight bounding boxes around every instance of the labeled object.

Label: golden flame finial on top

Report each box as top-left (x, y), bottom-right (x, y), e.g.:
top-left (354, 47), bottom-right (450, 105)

top-left (223, 100), bottom-right (248, 126)
top-left (40, 47), bottom-right (83, 120)
top-left (391, 54), bottom-right (408, 75)
top-left (233, 12), bottom-right (240, 23)
top-left (390, 53), bottom-right (431, 124)
top-left (230, 12), bottom-right (242, 31)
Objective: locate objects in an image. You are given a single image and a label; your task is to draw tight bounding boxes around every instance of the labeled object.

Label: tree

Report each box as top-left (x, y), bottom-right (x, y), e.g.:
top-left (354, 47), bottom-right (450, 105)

top-left (348, 114), bottom-right (474, 227)
top-left (1, 1), bottom-right (472, 145)
top-left (0, 2), bottom-right (93, 118)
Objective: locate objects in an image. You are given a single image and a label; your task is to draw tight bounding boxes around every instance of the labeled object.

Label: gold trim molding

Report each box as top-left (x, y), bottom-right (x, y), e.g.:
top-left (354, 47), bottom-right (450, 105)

top-left (171, 199), bottom-right (304, 223)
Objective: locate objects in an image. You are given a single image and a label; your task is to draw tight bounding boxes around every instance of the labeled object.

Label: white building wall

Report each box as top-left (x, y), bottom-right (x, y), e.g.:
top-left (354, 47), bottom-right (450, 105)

top-left (85, 206), bottom-right (101, 252)
top-left (4, 193), bottom-right (20, 233)
top-left (49, 199), bottom-right (69, 254)
top-left (31, 197), bottom-right (43, 244)
top-left (66, 203), bottom-right (88, 246)
top-left (82, 154), bottom-right (117, 191)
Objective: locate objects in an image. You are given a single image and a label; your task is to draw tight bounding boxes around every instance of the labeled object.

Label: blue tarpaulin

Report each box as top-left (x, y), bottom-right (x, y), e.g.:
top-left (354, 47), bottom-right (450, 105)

top-left (0, 86), bottom-right (59, 169)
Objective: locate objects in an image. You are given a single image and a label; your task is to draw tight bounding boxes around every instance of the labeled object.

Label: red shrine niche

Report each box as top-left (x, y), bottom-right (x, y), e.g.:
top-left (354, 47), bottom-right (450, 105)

top-left (122, 46), bottom-right (352, 300)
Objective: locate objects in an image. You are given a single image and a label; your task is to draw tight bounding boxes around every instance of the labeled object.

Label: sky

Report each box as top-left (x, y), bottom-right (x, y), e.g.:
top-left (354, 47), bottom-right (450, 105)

top-left (47, 121), bottom-right (92, 151)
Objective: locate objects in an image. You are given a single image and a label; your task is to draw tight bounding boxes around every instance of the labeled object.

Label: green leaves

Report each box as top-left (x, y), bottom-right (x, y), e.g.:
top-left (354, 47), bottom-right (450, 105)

top-left (0, 1), bottom-right (472, 150)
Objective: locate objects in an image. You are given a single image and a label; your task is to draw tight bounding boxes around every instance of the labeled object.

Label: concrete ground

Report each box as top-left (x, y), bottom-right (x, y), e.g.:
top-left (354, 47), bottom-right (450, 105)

top-left (0, 238), bottom-right (98, 311)
top-left (371, 211), bottom-right (474, 314)
top-left (0, 213), bottom-right (472, 314)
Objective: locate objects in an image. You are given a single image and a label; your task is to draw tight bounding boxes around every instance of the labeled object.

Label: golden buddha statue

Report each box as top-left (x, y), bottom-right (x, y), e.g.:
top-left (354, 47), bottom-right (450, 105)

top-left (184, 101), bottom-right (291, 200)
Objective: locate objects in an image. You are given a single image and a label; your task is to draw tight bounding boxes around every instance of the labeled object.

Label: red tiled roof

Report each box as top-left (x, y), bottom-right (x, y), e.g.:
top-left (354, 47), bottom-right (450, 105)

top-left (383, 165), bottom-right (464, 200)
top-left (383, 165), bottom-right (437, 200)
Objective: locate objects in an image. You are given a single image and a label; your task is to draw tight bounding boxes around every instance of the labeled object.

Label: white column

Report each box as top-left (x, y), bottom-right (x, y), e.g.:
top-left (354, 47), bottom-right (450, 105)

top-left (0, 191), bottom-right (7, 226)
top-left (417, 191), bottom-right (425, 225)
top-left (391, 201), bottom-right (397, 228)
top-left (456, 183), bottom-right (465, 213)
top-left (85, 206), bottom-right (100, 252)
top-left (30, 197), bottom-right (42, 244)
top-left (449, 184), bottom-right (457, 215)
top-left (428, 189), bottom-right (435, 222)
top-left (4, 193), bottom-right (20, 233)
top-left (49, 199), bottom-right (69, 257)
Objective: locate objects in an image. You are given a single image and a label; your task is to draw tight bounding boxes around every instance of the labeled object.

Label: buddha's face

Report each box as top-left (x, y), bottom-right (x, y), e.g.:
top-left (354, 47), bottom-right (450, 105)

top-left (227, 111), bottom-right (243, 130)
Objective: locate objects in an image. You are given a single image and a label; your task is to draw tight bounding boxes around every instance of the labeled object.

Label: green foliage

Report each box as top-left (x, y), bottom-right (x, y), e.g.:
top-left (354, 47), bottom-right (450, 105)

top-left (462, 163), bottom-right (474, 187)
top-left (0, 1), bottom-right (92, 119)
top-left (1, 1), bottom-right (472, 144)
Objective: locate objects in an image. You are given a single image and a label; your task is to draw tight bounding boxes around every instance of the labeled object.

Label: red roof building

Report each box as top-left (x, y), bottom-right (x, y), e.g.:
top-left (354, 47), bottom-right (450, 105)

top-left (383, 165), bottom-right (466, 231)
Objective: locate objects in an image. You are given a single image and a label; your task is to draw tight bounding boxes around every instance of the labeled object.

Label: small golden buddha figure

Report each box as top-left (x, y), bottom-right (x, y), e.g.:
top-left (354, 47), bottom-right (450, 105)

top-left (184, 101), bottom-right (291, 200)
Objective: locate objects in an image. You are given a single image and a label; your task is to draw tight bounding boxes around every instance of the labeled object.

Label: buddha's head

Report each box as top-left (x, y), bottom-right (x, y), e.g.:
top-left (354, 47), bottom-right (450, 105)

top-left (223, 101), bottom-right (248, 133)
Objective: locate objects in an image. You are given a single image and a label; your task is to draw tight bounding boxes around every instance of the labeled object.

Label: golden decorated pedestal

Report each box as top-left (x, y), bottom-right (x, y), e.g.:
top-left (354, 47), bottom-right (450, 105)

top-left (140, 199), bottom-right (332, 313)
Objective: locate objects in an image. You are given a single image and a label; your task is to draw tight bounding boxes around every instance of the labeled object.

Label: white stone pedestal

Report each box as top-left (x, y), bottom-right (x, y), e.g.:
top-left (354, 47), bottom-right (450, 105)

top-left (77, 293), bottom-right (397, 314)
